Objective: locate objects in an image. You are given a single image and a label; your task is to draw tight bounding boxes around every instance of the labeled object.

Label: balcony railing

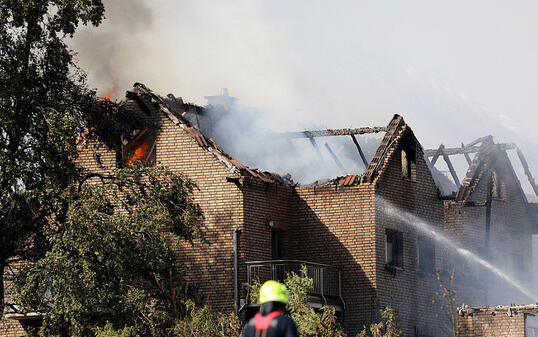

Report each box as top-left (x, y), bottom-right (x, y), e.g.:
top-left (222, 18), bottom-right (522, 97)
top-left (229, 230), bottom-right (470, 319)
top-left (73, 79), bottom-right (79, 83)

top-left (245, 260), bottom-right (345, 311)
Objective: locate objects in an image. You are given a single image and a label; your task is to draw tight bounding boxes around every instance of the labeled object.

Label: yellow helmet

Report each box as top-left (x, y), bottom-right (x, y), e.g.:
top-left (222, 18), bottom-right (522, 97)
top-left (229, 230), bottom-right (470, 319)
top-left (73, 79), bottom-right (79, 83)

top-left (258, 280), bottom-right (289, 304)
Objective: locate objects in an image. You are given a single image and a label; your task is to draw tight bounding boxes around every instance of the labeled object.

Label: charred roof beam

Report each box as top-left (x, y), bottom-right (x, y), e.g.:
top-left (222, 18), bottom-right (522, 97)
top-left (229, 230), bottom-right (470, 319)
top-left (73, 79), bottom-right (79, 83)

top-left (516, 148), bottom-right (538, 200)
top-left (465, 135), bottom-right (494, 148)
top-left (429, 144), bottom-right (445, 166)
top-left (424, 143), bottom-right (516, 156)
top-left (278, 127), bottom-right (388, 139)
top-left (350, 134), bottom-right (369, 169)
top-left (462, 142), bottom-right (473, 165)
top-left (443, 153), bottom-right (461, 188)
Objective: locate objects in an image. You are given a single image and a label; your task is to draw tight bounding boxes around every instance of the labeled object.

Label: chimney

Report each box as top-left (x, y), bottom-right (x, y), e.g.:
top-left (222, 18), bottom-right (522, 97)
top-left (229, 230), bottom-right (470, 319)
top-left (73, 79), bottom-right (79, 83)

top-left (204, 88), bottom-right (238, 111)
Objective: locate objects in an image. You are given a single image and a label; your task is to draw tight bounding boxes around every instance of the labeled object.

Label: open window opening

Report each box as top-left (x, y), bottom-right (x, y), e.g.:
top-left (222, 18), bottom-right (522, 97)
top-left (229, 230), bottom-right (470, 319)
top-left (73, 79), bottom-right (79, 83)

top-left (400, 136), bottom-right (417, 180)
top-left (386, 229), bottom-right (403, 268)
top-left (417, 235), bottom-right (435, 273)
top-left (121, 129), bottom-right (157, 166)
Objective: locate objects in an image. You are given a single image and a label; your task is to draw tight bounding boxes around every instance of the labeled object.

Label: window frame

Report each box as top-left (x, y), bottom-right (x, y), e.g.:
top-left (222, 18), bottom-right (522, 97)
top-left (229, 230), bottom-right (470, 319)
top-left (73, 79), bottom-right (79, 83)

top-left (417, 235), bottom-right (435, 273)
top-left (120, 128), bottom-right (157, 167)
top-left (385, 229), bottom-right (403, 268)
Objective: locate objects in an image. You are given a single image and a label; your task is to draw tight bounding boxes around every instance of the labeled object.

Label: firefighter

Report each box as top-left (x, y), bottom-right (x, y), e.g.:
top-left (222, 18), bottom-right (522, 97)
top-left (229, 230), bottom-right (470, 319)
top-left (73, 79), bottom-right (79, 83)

top-left (241, 280), bottom-right (299, 337)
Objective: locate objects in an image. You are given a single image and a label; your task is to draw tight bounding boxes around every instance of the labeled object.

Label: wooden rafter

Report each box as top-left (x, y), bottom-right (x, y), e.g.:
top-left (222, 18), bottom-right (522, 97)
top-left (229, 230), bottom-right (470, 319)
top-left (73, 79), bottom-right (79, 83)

top-left (516, 148), bottom-right (538, 200)
top-left (462, 142), bottom-right (472, 165)
top-left (350, 134), bottom-right (369, 169)
top-left (324, 143), bottom-right (347, 175)
top-left (430, 144), bottom-right (445, 166)
top-left (308, 137), bottom-right (324, 163)
top-left (424, 143), bottom-right (515, 157)
top-left (443, 153), bottom-right (461, 188)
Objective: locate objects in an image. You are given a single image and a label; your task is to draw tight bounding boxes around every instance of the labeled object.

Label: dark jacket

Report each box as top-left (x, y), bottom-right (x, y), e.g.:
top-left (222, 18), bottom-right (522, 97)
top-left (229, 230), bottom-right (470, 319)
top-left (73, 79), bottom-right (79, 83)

top-left (241, 302), bottom-right (299, 337)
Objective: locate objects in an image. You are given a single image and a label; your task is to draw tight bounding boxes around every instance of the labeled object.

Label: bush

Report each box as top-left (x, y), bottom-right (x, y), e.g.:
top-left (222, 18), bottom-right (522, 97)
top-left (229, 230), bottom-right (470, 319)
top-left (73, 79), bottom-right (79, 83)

top-left (173, 300), bottom-right (241, 337)
top-left (356, 307), bottom-right (401, 337)
top-left (246, 265), bottom-right (345, 337)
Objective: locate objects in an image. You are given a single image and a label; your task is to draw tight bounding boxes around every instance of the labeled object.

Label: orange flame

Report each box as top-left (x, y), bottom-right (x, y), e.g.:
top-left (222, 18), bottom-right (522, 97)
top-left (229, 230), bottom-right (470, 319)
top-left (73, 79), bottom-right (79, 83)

top-left (126, 141), bottom-right (151, 165)
top-left (101, 84), bottom-right (118, 100)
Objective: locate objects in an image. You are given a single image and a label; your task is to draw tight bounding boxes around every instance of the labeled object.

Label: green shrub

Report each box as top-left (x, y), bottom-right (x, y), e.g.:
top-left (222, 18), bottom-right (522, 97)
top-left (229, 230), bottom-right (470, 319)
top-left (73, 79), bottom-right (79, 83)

top-left (94, 322), bottom-right (138, 337)
top-left (356, 307), bottom-right (401, 337)
top-left (173, 300), bottom-right (241, 337)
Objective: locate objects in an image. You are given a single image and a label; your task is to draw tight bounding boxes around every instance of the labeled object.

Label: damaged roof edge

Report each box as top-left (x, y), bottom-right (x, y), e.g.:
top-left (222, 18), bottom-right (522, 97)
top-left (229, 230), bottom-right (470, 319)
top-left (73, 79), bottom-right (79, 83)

top-left (121, 83), bottom-right (291, 185)
top-left (122, 85), bottom-right (418, 188)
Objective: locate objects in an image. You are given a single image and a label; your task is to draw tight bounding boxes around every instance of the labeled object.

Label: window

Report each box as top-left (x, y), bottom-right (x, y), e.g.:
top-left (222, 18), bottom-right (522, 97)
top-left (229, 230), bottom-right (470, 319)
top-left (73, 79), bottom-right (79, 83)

top-left (400, 135), bottom-right (417, 180)
top-left (271, 229), bottom-right (283, 260)
top-left (401, 148), bottom-right (416, 179)
top-left (386, 229), bottom-right (403, 267)
top-left (121, 129), bottom-right (157, 166)
top-left (417, 235), bottom-right (435, 273)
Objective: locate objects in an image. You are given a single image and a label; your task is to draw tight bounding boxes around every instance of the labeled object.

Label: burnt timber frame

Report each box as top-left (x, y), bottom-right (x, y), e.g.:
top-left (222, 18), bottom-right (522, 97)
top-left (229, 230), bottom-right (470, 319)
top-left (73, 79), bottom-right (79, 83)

top-left (277, 127), bottom-right (387, 170)
top-left (425, 136), bottom-right (538, 201)
top-left (279, 127), bottom-right (388, 139)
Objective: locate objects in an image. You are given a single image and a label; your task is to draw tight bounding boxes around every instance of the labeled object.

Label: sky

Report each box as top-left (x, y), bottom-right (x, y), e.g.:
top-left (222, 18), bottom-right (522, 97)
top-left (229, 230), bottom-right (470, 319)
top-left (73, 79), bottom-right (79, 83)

top-left (72, 0), bottom-right (538, 185)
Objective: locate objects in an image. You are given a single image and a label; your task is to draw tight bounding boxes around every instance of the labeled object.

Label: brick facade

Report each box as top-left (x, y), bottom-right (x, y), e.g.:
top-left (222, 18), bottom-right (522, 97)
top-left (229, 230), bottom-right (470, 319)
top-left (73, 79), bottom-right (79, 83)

top-left (443, 149), bottom-right (534, 307)
top-left (2, 84), bottom-right (535, 337)
top-left (374, 126), bottom-right (446, 337)
top-left (457, 305), bottom-right (538, 337)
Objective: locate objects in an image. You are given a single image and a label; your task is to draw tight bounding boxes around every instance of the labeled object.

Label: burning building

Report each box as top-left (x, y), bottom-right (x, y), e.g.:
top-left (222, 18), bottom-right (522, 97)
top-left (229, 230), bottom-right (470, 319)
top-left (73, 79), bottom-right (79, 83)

top-left (2, 83), bottom-right (537, 337)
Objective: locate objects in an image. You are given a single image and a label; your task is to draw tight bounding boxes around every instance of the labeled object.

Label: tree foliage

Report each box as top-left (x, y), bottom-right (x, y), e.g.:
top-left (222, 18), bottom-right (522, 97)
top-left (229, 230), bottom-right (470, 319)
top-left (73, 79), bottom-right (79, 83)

top-left (0, 0), bottom-right (111, 315)
top-left (14, 165), bottom-right (203, 336)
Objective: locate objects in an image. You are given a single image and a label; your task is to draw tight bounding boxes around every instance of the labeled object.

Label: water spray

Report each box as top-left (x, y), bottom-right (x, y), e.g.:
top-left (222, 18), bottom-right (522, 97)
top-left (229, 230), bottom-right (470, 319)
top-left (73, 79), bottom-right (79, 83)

top-left (378, 196), bottom-right (538, 303)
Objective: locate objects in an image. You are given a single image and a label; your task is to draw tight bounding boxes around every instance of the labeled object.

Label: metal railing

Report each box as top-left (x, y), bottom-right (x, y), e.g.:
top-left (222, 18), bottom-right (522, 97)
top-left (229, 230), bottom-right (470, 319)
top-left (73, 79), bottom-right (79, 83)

top-left (245, 260), bottom-right (345, 309)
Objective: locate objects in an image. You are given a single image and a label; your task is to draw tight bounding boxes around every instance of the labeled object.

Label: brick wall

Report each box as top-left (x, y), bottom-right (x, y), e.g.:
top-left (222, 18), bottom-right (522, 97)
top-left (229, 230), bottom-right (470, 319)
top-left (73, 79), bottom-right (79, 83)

top-left (289, 183), bottom-right (377, 334)
top-left (0, 319), bottom-right (40, 337)
top-left (155, 113), bottom-right (246, 311)
top-left (457, 306), bottom-right (536, 337)
top-left (374, 127), bottom-right (446, 337)
top-left (443, 150), bottom-right (533, 307)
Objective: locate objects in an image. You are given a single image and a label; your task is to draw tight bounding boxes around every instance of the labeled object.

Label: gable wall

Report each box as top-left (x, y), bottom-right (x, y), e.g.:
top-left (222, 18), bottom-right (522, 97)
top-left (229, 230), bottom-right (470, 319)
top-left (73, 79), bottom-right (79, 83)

top-left (444, 151), bottom-right (533, 307)
top-left (155, 113), bottom-right (245, 312)
top-left (374, 129), bottom-right (445, 337)
top-left (75, 101), bottom-right (245, 313)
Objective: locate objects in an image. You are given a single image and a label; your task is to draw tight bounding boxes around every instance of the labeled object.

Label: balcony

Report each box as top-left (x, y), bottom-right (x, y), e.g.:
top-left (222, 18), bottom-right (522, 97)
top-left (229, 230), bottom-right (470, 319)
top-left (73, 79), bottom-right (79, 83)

top-left (243, 260), bottom-right (345, 312)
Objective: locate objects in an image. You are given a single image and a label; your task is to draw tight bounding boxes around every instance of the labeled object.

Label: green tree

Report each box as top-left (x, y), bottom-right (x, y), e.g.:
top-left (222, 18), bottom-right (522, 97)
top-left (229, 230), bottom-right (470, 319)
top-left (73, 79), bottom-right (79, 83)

top-left (14, 164), bottom-right (203, 336)
top-left (0, 0), bottom-right (112, 316)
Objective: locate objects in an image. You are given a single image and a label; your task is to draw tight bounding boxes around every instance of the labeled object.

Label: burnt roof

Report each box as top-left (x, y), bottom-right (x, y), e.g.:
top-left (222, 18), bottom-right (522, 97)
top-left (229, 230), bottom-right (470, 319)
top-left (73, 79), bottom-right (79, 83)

top-left (122, 83), bottom-right (291, 185)
top-left (122, 84), bottom-right (425, 188)
top-left (425, 136), bottom-right (538, 203)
